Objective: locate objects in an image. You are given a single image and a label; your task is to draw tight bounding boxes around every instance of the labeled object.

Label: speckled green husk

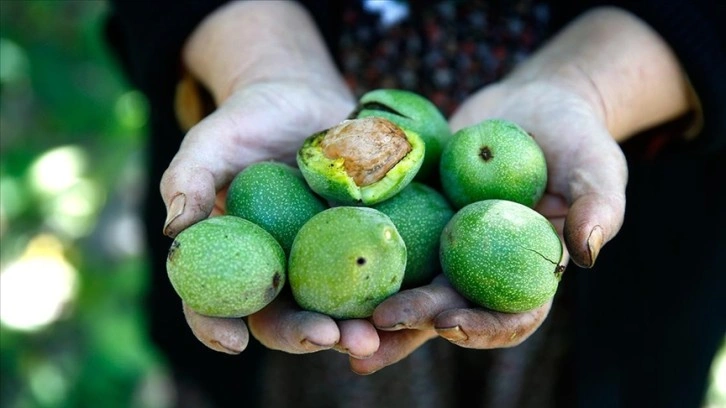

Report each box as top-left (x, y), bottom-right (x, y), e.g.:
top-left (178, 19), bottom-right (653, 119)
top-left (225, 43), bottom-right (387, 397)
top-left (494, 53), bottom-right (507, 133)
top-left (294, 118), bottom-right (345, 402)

top-left (440, 119), bottom-right (547, 209)
top-left (226, 161), bottom-right (327, 254)
top-left (355, 89), bottom-right (452, 180)
top-left (440, 200), bottom-right (563, 313)
top-left (166, 216), bottom-right (286, 318)
top-left (296, 119), bottom-right (425, 206)
top-left (288, 207), bottom-right (406, 319)
top-left (373, 182), bottom-right (454, 288)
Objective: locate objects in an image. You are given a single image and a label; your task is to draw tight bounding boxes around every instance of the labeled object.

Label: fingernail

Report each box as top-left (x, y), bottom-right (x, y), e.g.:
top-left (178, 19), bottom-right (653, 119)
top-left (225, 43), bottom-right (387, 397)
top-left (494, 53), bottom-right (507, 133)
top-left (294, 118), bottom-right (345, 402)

top-left (334, 345), bottom-right (373, 359)
top-left (377, 322), bottom-right (407, 331)
top-left (437, 325), bottom-right (469, 342)
top-left (163, 193), bottom-right (186, 237)
top-left (210, 340), bottom-right (243, 355)
top-left (586, 225), bottom-right (603, 268)
top-left (301, 338), bottom-right (329, 350)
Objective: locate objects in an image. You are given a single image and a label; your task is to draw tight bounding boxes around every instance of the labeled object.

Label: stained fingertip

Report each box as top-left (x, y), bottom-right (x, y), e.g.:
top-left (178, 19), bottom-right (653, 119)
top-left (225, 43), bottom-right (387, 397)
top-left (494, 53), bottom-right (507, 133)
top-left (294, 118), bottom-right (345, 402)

top-left (300, 338), bottom-right (335, 352)
top-left (587, 225), bottom-right (603, 267)
top-left (338, 319), bottom-right (379, 359)
top-left (294, 312), bottom-right (340, 348)
top-left (160, 163), bottom-right (218, 237)
top-left (435, 325), bottom-right (469, 342)
top-left (209, 340), bottom-right (244, 355)
top-left (254, 322), bottom-right (338, 353)
top-left (376, 322), bottom-right (407, 331)
top-left (434, 301), bottom-right (553, 349)
top-left (335, 346), bottom-right (375, 360)
top-left (183, 303), bottom-right (249, 354)
top-left (371, 282), bottom-right (469, 331)
top-left (566, 223), bottom-right (603, 268)
top-left (301, 338), bottom-right (328, 348)
top-left (247, 297), bottom-right (340, 352)
top-left (371, 292), bottom-right (418, 329)
top-left (564, 188), bottom-right (625, 268)
top-left (163, 193), bottom-right (186, 237)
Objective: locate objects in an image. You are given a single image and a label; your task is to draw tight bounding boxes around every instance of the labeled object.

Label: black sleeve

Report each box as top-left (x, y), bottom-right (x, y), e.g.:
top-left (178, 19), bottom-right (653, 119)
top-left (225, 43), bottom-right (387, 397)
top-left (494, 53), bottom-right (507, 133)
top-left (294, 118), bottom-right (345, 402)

top-left (105, 0), bottom-right (230, 100)
top-left (552, 0), bottom-right (726, 153)
top-left (105, 0), bottom-right (345, 106)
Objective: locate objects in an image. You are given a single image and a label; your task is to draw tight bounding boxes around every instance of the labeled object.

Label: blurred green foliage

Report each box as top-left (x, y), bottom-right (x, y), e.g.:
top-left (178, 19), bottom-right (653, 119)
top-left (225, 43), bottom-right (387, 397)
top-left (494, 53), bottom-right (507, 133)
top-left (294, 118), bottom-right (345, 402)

top-left (1, 1), bottom-right (169, 407)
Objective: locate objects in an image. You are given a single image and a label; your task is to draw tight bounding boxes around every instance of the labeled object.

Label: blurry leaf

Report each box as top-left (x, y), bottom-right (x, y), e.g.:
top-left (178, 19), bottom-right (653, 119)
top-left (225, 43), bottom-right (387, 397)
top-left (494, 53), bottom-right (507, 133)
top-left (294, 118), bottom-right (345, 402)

top-left (115, 90), bottom-right (149, 130)
top-left (0, 175), bottom-right (29, 220)
top-left (0, 1), bottom-right (158, 406)
top-left (28, 362), bottom-right (68, 406)
top-left (0, 37), bottom-right (30, 84)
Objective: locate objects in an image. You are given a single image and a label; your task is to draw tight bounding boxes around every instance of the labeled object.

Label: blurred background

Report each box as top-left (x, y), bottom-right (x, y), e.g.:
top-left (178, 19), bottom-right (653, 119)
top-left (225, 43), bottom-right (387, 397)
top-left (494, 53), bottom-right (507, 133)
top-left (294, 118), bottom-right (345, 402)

top-left (1, 1), bottom-right (171, 407)
top-left (0, 1), bottom-right (723, 407)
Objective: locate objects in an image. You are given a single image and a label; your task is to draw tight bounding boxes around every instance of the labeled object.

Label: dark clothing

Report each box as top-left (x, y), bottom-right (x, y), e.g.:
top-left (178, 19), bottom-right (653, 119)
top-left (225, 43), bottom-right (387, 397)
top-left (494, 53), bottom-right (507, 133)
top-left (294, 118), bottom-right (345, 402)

top-left (106, 1), bottom-right (726, 407)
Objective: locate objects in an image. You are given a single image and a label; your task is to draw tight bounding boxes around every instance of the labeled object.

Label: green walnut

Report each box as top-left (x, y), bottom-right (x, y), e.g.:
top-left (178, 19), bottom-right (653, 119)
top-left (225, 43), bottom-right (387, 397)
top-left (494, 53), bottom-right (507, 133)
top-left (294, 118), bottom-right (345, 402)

top-left (440, 199), bottom-right (564, 313)
top-left (354, 89), bottom-right (451, 180)
top-left (226, 161), bottom-right (327, 254)
top-left (440, 119), bottom-right (547, 209)
top-left (297, 116), bottom-right (425, 205)
top-left (373, 182), bottom-right (454, 288)
top-left (166, 216), bottom-right (286, 317)
top-left (288, 206), bottom-right (406, 319)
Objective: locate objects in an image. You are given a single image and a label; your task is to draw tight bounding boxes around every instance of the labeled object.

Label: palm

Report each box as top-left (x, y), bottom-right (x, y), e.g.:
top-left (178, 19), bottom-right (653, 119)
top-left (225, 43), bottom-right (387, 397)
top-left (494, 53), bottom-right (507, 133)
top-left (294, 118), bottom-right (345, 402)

top-left (161, 79), bottom-right (354, 235)
top-left (207, 81), bottom-right (355, 215)
top-left (170, 79), bottom-right (362, 355)
top-left (350, 80), bottom-right (628, 374)
top-left (181, 78), bottom-right (627, 372)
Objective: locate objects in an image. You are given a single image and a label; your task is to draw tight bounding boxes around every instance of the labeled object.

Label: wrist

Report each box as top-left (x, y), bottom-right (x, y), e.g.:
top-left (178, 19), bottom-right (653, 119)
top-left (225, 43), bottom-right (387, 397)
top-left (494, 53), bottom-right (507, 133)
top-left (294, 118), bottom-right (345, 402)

top-left (505, 6), bottom-right (698, 142)
top-left (181, 1), bottom-right (344, 105)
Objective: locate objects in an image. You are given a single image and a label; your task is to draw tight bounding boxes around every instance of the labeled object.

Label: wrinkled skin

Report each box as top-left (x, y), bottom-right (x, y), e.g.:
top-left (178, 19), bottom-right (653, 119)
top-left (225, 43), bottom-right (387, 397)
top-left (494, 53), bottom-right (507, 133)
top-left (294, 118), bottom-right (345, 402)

top-left (161, 2), bottom-right (703, 376)
top-left (348, 77), bottom-right (626, 374)
top-left (163, 74), bottom-right (626, 374)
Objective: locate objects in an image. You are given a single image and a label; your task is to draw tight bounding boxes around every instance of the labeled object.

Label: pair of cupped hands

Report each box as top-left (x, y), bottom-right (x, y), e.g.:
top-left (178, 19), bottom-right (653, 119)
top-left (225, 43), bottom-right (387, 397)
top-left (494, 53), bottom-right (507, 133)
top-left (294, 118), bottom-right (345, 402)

top-left (162, 70), bottom-right (627, 375)
top-left (155, 0), bottom-right (650, 377)
top-left (156, 0), bottom-right (713, 373)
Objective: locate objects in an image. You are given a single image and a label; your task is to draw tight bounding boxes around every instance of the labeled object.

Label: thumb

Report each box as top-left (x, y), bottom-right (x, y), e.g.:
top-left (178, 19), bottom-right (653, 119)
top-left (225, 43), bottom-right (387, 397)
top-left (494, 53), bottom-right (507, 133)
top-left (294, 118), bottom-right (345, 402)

top-left (563, 126), bottom-right (627, 268)
top-left (160, 82), bottom-right (355, 237)
top-left (160, 104), bottom-right (273, 237)
top-left (183, 302), bottom-right (249, 354)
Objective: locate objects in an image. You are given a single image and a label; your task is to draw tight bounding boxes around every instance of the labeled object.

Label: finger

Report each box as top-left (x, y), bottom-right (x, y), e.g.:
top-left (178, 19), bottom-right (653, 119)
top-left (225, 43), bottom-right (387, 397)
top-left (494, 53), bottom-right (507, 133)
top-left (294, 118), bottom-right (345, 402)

top-left (160, 104), bottom-right (277, 237)
top-left (563, 136), bottom-right (627, 268)
top-left (349, 329), bottom-right (438, 375)
top-left (160, 112), bottom-right (235, 237)
top-left (183, 302), bottom-right (249, 354)
top-left (434, 300), bottom-right (552, 349)
top-left (334, 319), bottom-right (380, 359)
top-left (372, 275), bottom-right (469, 331)
top-left (247, 294), bottom-right (340, 354)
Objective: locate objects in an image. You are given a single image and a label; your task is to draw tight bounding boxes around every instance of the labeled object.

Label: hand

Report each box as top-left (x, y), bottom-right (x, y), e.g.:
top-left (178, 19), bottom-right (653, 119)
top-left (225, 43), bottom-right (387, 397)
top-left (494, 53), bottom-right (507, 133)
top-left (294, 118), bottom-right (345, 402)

top-left (350, 6), bottom-right (698, 374)
top-left (239, 79), bottom-right (586, 367)
top-left (160, 79), bottom-right (355, 236)
top-left (171, 5), bottom-right (694, 370)
top-left (347, 74), bottom-right (621, 373)
top-left (162, 1), bottom-right (384, 359)
top-left (171, 79), bottom-right (390, 359)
